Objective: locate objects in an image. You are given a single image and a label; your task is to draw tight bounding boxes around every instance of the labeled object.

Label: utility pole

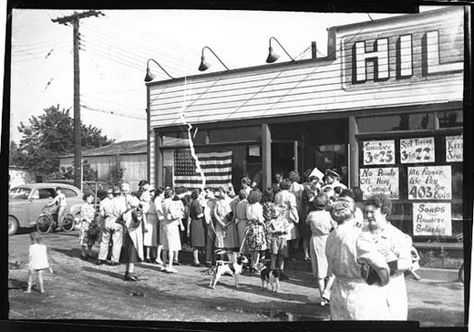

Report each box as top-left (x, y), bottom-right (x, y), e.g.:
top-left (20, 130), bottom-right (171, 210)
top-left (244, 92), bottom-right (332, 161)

top-left (52, 10), bottom-right (103, 191)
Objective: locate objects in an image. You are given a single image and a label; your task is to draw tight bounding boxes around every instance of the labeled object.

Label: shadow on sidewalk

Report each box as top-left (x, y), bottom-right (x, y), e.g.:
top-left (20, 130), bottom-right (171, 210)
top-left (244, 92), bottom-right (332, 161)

top-left (82, 266), bottom-right (125, 280)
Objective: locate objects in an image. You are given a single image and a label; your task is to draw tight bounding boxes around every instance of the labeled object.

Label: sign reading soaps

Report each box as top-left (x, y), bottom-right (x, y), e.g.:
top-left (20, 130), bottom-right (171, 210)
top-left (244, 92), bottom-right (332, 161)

top-left (408, 166), bottom-right (451, 200)
top-left (400, 137), bottom-right (435, 164)
top-left (446, 135), bottom-right (463, 162)
top-left (359, 167), bottom-right (399, 199)
top-left (362, 140), bottom-right (395, 165)
top-left (413, 202), bottom-right (452, 236)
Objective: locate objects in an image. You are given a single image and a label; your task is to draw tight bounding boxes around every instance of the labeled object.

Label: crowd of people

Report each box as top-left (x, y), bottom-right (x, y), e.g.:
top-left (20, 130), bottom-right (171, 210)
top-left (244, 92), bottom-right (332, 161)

top-left (26, 167), bottom-right (421, 320)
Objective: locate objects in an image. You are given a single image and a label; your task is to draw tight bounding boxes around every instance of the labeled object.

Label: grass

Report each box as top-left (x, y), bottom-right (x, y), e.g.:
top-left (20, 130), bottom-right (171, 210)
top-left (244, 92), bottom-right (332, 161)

top-left (419, 249), bottom-right (463, 269)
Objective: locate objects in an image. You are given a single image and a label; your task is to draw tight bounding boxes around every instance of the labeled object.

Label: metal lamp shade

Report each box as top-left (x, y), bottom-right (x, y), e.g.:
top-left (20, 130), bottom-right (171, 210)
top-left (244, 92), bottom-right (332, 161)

top-left (266, 46), bottom-right (280, 63)
top-left (144, 67), bottom-right (155, 82)
top-left (198, 56), bottom-right (210, 71)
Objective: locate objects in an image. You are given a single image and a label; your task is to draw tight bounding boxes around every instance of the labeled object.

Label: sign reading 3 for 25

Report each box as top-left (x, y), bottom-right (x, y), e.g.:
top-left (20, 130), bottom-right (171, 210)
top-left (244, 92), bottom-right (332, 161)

top-left (362, 140), bottom-right (395, 165)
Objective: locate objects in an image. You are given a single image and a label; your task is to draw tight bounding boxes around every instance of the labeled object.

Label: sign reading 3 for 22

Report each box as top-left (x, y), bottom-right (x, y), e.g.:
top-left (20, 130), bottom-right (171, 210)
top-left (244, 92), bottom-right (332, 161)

top-left (400, 137), bottom-right (435, 164)
top-left (362, 140), bottom-right (395, 165)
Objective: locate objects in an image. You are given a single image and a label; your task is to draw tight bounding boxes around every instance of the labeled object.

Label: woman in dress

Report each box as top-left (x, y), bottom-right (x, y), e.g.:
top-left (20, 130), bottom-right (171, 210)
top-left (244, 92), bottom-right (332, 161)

top-left (305, 194), bottom-right (337, 306)
top-left (301, 170), bottom-right (321, 261)
top-left (189, 189), bottom-right (206, 266)
top-left (79, 193), bottom-right (96, 259)
top-left (161, 188), bottom-right (182, 273)
top-left (233, 189), bottom-right (249, 250)
top-left (154, 187), bottom-right (165, 265)
top-left (274, 179), bottom-right (299, 258)
top-left (325, 197), bottom-right (391, 320)
top-left (143, 188), bottom-right (158, 263)
top-left (245, 189), bottom-right (267, 272)
top-left (261, 188), bottom-right (276, 255)
top-left (213, 187), bottom-right (238, 259)
top-left (363, 194), bottom-right (413, 320)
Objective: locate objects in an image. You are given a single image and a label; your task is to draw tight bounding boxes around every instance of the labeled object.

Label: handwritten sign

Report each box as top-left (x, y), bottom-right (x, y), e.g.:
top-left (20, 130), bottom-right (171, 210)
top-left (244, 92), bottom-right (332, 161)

top-left (362, 140), bottom-right (395, 165)
top-left (359, 167), bottom-right (399, 199)
top-left (400, 137), bottom-right (435, 164)
top-left (408, 166), bottom-right (451, 200)
top-left (446, 135), bottom-right (463, 162)
top-left (413, 203), bottom-right (452, 236)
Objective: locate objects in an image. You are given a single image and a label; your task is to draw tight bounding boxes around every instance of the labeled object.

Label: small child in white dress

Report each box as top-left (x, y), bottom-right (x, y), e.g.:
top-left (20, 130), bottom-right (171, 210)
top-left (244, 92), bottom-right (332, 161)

top-left (25, 232), bottom-right (53, 293)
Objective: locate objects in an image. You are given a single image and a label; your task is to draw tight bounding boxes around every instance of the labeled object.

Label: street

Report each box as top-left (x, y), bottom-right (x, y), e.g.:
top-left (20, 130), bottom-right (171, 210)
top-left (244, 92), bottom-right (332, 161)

top-left (8, 230), bottom-right (464, 326)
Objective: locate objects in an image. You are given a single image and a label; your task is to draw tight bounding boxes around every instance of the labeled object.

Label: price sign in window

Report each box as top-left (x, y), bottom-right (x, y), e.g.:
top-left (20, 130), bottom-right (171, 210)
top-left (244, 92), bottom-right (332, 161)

top-left (413, 202), bottom-right (452, 236)
top-left (446, 135), bottom-right (463, 162)
top-left (400, 137), bottom-right (435, 164)
top-left (407, 166), bottom-right (451, 200)
top-left (362, 140), bottom-right (395, 165)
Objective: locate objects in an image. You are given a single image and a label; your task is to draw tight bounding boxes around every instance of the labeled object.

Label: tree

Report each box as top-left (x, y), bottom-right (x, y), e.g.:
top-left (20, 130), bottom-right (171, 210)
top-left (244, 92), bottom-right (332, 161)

top-left (9, 141), bottom-right (28, 167)
top-left (17, 105), bottom-right (114, 174)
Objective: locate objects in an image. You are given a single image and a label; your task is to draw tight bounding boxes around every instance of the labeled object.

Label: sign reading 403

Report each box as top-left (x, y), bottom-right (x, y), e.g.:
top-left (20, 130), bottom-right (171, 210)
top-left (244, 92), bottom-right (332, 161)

top-left (408, 166), bottom-right (451, 200)
top-left (363, 140), bottom-right (395, 165)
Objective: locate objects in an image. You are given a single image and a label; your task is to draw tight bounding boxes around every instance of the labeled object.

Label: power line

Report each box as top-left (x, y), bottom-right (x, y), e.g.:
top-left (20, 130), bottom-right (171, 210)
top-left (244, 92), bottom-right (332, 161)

top-left (81, 104), bottom-right (146, 121)
top-left (81, 43), bottom-right (143, 72)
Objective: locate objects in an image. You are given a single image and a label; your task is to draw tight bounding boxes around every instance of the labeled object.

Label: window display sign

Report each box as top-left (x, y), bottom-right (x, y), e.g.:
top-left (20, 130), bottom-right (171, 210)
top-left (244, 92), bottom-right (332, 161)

top-left (359, 167), bottom-right (399, 199)
top-left (446, 135), bottom-right (463, 162)
top-left (400, 137), bottom-right (435, 163)
top-left (408, 166), bottom-right (451, 200)
top-left (413, 202), bottom-right (452, 236)
top-left (362, 140), bottom-right (395, 165)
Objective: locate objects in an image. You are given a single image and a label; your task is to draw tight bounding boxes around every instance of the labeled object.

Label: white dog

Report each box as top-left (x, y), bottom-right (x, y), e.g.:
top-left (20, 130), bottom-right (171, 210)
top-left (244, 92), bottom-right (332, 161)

top-left (209, 252), bottom-right (249, 289)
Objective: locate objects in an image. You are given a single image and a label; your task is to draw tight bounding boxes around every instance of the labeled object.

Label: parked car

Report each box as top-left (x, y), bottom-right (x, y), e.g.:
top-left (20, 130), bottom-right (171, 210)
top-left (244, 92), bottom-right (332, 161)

top-left (8, 183), bottom-right (84, 235)
top-left (46, 180), bottom-right (110, 202)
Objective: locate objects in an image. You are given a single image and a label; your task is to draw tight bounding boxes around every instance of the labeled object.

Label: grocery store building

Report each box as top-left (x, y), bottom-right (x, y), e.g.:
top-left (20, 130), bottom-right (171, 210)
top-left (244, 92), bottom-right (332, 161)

top-left (146, 7), bottom-right (465, 241)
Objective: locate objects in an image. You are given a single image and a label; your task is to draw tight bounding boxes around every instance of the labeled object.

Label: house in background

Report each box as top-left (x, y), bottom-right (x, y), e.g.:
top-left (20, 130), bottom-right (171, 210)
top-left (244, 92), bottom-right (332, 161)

top-left (9, 166), bottom-right (34, 188)
top-left (59, 140), bottom-right (147, 190)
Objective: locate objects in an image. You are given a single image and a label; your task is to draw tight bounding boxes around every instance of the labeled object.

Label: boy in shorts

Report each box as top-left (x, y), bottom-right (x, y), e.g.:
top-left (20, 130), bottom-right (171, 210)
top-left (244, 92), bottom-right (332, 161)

top-left (268, 205), bottom-right (289, 271)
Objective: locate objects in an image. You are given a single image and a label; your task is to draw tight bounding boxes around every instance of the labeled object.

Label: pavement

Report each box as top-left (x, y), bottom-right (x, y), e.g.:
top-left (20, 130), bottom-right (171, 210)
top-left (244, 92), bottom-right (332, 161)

top-left (7, 230), bottom-right (466, 326)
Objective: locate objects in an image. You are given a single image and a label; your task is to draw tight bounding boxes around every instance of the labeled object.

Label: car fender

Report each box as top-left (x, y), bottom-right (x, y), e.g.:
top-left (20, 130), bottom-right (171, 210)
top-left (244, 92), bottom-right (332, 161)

top-left (69, 204), bottom-right (83, 216)
top-left (8, 203), bottom-right (30, 228)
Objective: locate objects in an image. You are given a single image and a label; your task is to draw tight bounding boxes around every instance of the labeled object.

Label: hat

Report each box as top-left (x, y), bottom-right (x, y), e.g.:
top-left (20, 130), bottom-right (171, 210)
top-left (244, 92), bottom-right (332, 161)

top-left (112, 186), bottom-right (121, 194)
top-left (310, 167), bottom-right (324, 180)
top-left (313, 195), bottom-right (328, 209)
top-left (325, 169), bottom-right (341, 179)
top-left (106, 188), bottom-right (113, 194)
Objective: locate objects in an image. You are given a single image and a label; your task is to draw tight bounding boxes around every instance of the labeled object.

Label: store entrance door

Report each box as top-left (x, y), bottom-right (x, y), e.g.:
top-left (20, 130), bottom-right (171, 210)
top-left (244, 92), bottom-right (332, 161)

top-left (271, 140), bottom-right (300, 178)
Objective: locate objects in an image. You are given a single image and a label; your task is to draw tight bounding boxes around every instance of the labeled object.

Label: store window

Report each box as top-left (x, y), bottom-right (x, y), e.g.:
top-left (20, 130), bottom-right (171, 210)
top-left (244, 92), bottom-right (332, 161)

top-left (357, 120), bottom-right (463, 241)
top-left (438, 110), bottom-right (463, 128)
top-left (358, 113), bottom-right (434, 132)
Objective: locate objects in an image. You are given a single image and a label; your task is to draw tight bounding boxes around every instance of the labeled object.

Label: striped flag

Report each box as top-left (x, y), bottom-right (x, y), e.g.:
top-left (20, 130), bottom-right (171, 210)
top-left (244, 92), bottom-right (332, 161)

top-left (173, 149), bottom-right (233, 189)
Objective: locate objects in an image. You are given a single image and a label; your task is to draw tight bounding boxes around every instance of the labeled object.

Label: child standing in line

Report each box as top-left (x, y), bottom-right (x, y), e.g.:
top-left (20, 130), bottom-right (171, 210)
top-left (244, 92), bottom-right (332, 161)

top-left (267, 205), bottom-right (289, 271)
top-left (25, 232), bottom-right (53, 293)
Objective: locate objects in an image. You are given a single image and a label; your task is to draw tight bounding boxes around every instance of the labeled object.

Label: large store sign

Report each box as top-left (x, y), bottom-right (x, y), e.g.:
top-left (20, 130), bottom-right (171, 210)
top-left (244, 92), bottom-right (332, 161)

top-left (413, 202), bottom-right (452, 236)
top-left (342, 20), bottom-right (463, 87)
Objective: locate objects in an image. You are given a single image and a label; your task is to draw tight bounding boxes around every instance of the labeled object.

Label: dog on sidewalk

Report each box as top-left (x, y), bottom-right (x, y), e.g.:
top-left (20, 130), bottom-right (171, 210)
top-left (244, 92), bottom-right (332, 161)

top-left (260, 267), bottom-right (281, 293)
top-left (209, 251), bottom-right (249, 289)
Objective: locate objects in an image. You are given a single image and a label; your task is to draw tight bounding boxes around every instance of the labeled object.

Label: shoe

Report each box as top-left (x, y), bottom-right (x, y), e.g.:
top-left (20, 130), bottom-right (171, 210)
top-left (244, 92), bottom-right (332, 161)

top-left (154, 259), bottom-right (164, 265)
top-left (109, 261), bottom-right (120, 266)
top-left (165, 267), bottom-right (178, 273)
top-left (192, 262), bottom-right (201, 267)
top-left (96, 259), bottom-right (106, 266)
top-left (124, 274), bottom-right (138, 281)
top-left (173, 261), bottom-right (180, 266)
top-left (159, 265), bottom-right (167, 271)
top-left (304, 257), bottom-right (311, 261)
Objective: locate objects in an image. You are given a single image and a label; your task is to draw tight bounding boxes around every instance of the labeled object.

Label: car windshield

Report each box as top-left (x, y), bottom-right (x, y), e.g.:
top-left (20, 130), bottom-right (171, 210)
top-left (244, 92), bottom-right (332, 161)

top-left (9, 187), bottom-right (32, 200)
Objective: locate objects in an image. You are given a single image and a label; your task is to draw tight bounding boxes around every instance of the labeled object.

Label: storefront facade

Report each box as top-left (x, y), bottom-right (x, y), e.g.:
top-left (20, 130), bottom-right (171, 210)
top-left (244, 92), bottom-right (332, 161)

top-left (146, 7), bottom-right (464, 240)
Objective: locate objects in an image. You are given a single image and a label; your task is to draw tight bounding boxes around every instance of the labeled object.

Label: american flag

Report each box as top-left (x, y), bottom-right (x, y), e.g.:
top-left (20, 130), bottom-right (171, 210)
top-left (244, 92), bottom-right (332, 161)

top-left (173, 149), bottom-right (233, 189)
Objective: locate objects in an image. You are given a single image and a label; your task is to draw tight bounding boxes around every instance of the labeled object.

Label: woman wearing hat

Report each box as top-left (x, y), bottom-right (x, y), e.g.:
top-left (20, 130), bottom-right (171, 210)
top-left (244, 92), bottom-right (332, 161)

top-left (322, 169), bottom-right (347, 195)
top-left (305, 194), bottom-right (337, 306)
top-left (142, 187), bottom-right (158, 263)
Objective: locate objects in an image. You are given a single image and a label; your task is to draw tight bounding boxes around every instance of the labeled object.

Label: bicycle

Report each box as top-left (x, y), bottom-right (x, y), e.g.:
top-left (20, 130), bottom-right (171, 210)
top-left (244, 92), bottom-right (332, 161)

top-left (36, 205), bottom-right (75, 234)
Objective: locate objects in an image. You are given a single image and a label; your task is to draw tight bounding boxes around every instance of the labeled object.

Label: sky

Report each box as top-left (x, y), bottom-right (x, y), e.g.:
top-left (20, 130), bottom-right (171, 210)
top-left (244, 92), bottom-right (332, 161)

top-left (8, 6), bottom-right (444, 144)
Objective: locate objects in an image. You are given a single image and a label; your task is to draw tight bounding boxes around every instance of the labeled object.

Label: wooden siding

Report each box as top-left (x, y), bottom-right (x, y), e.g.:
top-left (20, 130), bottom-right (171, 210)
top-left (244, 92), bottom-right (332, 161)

top-left (148, 8), bottom-right (463, 129)
top-left (60, 154), bottom-right (147, 191)
top-left (149, 133), bottom-right (155, 187)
